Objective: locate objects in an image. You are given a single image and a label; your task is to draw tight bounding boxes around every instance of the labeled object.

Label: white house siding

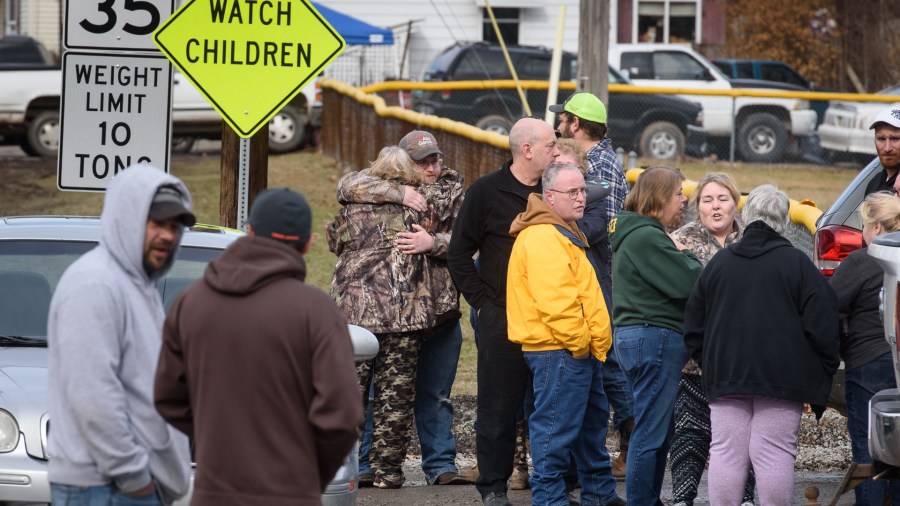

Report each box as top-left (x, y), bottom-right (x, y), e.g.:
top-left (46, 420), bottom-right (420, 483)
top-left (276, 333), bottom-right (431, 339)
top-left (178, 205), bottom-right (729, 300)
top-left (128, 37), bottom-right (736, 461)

top-left (19, 0), bottom-right (60, 56)
top-left (318, 0), bottom-right (590, 80)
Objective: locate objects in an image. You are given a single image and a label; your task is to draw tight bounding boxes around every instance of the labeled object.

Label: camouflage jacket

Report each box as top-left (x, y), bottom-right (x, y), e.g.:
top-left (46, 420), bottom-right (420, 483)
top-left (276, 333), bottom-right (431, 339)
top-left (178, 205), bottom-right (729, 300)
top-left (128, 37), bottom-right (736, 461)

top-left (672, 217), bottom-right (742, 373)
top-left (336, 167), bottom-right (464, 258)
top-left (329, 168), bottom-right (464, 332)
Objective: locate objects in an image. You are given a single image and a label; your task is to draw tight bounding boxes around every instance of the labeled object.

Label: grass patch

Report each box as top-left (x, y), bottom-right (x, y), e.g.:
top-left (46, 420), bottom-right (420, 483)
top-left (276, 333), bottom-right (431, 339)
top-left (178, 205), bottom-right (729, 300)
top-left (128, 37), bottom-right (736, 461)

top-left (0, 150), bottom-right (863, 397)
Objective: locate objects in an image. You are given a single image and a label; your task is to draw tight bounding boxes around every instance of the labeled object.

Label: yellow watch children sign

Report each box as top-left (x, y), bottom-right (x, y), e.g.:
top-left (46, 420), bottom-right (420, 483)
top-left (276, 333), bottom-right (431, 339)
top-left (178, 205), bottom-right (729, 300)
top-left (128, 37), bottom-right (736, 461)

top-left (154, 0), bottom-right (345, 138)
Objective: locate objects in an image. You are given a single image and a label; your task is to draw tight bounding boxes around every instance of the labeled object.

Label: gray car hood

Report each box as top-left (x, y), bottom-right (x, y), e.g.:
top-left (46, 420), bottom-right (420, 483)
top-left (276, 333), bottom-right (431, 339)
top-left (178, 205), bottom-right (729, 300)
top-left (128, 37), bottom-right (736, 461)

top-left (0, 347), bottom-right (48, 459)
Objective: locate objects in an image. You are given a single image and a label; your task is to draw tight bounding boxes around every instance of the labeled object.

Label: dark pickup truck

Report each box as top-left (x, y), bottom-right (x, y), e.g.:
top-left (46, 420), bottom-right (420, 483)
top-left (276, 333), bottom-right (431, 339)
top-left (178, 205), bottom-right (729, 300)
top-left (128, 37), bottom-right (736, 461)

top-left (413, 41), bottom-right (707, 161)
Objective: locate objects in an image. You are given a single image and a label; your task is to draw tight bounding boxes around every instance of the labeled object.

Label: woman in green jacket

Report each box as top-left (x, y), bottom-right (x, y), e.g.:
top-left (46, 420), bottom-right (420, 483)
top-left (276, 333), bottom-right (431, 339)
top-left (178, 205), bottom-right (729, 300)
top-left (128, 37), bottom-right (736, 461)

top-left (609, 166), bottom-right (703, 505)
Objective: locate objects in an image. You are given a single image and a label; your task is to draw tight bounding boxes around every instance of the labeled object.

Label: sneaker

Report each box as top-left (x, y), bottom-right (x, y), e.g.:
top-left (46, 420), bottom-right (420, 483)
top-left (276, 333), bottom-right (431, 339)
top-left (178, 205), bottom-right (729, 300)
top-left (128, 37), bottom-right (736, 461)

top-left (373, 474), bottom-right (404, 489)
top-left (434, 471), bottom-right (472, 485)
top-left (600, 497), bottom-right (627, 506)
top-left (483, 492), bottom-right (512, 506)
top-left (567, 490), bottom-right (581, 505)
top-left (508, 467), bottom-right (530, 490)
top-left (358, 472), bottom-right (375, 488)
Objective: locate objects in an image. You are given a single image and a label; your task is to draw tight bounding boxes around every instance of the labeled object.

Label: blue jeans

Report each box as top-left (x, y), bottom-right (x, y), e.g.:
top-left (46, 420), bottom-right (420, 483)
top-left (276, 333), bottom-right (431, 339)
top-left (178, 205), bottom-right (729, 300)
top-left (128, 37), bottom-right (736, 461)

top-left (602, 346), bottom-right (633, 429)
top-left (614, 324), bottom-right (687, 506)
top-left (526, 350), bottom-right (619, 506)
top-left (51, 483), bottom-right (161, 506)
top-left (845, 352), bottom-right (900, 506)
top-left (360, 320), bottom-right (463, 483)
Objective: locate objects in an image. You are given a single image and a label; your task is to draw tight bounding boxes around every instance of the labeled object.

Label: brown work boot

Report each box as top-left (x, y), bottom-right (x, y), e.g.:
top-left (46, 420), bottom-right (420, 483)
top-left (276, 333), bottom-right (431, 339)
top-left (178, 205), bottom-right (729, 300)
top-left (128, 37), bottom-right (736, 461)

top-left (460, 464), bottom-right (480, 482)
top-left (510, 419), bottom-right (530, 490)
top-left (612, 418), bottom-right (634, 480)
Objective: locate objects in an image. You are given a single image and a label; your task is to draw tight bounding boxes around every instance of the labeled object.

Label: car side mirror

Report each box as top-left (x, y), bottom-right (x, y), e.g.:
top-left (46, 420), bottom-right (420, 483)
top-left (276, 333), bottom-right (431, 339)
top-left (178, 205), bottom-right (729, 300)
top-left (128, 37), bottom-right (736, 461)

top-left (348, 324), bottom-right (379, 361)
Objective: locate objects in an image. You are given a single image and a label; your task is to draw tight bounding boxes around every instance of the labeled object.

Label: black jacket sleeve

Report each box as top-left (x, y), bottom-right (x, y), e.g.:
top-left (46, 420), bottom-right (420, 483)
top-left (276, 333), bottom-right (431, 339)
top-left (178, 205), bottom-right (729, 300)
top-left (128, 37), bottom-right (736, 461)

top-left (448, 183), bottom-right (487, 310)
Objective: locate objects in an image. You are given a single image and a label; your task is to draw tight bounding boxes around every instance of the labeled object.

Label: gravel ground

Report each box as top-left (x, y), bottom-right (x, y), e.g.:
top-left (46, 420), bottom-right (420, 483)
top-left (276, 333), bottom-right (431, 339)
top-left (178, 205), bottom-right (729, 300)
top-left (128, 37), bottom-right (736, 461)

top-left (406, 395), bottom-right (851, 478)
top-left (362, 395), bottom-right (855, 504)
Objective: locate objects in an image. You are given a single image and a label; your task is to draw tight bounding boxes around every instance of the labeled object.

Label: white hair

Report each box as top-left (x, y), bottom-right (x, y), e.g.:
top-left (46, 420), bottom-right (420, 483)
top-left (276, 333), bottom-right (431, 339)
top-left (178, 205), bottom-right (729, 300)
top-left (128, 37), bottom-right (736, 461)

top-left (743, 184), bottom-right (789, 234)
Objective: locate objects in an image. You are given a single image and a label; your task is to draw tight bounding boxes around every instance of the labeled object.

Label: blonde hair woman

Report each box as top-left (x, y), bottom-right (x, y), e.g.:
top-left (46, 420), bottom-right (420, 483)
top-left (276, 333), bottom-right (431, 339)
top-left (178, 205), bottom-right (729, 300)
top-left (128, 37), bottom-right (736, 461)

top-left (670, 172), bottom-right (755, 506)
top-left (830, 191), bottom-right (900, 505)
top-left (369, 146), bottom-right (424, 184)
top-left (326, 145), bottom-right (430, 489)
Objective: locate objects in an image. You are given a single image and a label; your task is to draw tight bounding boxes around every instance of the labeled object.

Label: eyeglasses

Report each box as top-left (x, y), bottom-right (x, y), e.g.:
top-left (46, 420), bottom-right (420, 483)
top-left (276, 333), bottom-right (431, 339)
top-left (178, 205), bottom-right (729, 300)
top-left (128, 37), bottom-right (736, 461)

top-left (548, 187), bottom-right (587, 200)
top-left (415, 158), bottom-right (442, 168)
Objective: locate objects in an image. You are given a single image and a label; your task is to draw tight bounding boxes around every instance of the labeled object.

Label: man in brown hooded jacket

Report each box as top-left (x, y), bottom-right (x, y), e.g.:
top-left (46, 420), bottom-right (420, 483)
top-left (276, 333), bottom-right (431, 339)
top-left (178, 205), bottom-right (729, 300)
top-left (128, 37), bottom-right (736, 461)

top-left (154, 188), bottom-right (362, 506)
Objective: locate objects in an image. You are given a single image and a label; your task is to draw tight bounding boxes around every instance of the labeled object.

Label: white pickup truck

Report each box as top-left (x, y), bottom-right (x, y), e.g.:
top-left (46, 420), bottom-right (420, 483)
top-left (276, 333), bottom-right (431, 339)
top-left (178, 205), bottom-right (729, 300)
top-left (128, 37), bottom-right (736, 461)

top-left (0, 36), bottom-right (316, 156)
top-left (866, 235), bottom-right (900, 475)
top-left (609, 43), bottom-right (818, 163)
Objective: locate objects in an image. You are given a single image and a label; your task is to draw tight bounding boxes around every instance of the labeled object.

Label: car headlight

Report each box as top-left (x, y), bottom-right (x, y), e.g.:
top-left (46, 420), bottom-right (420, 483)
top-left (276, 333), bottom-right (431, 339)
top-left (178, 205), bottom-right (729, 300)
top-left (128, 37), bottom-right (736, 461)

top-left (0, 409), bottom-right (20, 452)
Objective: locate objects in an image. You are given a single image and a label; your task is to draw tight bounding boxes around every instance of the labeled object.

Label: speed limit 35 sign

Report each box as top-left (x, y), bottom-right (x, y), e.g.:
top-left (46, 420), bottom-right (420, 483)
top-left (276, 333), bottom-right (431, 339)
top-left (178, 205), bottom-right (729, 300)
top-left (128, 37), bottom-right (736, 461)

top-left (65, 0), bottom-right (174, 51)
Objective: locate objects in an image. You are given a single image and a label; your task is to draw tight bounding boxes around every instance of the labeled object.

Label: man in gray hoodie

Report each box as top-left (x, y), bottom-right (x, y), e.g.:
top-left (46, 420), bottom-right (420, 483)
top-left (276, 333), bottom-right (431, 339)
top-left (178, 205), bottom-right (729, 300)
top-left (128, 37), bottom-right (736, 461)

top-left (47, 166), bottom-right (195, 505)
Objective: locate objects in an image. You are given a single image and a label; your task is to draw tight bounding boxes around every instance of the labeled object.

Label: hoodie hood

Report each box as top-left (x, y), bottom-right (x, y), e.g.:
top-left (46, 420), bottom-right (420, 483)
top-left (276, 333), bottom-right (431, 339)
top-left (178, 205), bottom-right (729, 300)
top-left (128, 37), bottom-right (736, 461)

top-left (99, 166), bottom-right (193, 282)
top-left (729, 220), bottom-right (792, 259)
top-left (609, 210), bottom-right (664, 252)
top-left (510, 193), bottom-right (586, 242)
top-left (205, 235), bottom-right (307, 295)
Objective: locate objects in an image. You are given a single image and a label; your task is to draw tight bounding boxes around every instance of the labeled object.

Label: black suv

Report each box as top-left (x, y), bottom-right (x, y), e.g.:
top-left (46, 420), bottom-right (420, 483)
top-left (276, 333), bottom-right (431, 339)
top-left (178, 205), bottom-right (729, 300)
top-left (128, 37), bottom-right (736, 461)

top-left (414, 42), bottom-right (706, 160)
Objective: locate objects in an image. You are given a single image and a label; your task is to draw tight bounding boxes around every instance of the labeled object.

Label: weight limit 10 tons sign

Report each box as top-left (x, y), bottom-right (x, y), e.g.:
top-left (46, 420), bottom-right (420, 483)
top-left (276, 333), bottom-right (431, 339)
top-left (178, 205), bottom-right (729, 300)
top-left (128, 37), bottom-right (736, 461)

top-left (58, 52), bottom-right (172, 191)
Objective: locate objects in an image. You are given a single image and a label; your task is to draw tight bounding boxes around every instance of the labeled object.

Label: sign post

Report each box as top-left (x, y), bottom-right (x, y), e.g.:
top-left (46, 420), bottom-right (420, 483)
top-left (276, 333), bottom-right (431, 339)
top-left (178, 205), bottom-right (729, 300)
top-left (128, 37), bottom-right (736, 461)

top-left (153, 0), bottom-right (345, 226)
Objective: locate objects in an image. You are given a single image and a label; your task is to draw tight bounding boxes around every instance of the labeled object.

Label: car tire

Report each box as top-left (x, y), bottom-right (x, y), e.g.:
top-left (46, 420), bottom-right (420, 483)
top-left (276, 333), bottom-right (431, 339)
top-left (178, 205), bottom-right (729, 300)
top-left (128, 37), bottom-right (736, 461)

top-left (26, 111), bottom-right (60, 158)
top-left (638, 121), bottom-right (684, 161)
top-left (268, 105), bottom-right (305, 153)
top-left (475, 115), bottom-right (514, 136)
top-left (17, 135), bottom-right (39, 156)
top-left (736, 112), bottom-right (787, 163)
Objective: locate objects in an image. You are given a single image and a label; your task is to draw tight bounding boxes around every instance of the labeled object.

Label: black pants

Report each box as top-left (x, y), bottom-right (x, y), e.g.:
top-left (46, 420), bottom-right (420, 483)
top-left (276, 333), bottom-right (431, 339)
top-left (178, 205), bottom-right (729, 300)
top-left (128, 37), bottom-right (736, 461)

top-left (474, 302), bottom-right (530, 498)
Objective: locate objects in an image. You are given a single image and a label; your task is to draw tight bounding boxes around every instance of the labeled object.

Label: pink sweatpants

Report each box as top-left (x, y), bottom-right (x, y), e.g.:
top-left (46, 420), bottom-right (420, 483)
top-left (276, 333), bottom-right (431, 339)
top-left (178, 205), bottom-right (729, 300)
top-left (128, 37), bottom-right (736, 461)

top-left (708, 395), bottom-right (803, 506)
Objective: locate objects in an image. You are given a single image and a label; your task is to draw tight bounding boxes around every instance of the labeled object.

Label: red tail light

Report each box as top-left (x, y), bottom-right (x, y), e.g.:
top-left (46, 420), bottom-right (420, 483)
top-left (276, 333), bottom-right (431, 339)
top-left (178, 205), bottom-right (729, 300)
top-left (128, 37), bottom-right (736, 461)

top-left (815, 224), bottom-right (863, 276)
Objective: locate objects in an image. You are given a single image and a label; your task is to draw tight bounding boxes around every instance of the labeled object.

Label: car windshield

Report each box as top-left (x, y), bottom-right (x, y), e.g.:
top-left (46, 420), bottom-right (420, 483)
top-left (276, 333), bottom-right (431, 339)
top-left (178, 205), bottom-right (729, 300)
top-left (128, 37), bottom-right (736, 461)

top-left (0, 240), bottom-right (221, 343)
top-left (878, 84), bottom-right (900, 96)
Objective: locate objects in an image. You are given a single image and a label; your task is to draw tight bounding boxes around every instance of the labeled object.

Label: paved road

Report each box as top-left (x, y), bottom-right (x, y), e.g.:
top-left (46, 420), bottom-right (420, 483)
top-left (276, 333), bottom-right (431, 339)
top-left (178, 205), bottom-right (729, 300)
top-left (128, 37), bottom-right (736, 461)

top-left (358, 465), bottom-right (855, 505)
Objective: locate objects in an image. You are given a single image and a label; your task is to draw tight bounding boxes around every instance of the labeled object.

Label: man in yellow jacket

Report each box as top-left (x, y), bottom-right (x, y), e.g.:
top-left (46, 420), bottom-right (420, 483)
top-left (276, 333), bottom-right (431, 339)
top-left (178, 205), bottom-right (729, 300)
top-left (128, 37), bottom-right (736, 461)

top-left (507, 162), bottom-right (625, 506)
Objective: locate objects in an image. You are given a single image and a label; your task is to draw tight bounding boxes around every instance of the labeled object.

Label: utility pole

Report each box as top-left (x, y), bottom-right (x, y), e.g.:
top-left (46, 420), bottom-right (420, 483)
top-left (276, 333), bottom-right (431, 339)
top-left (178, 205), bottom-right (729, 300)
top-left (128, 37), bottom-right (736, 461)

top-left (577, 0), bottom-right (610, 104)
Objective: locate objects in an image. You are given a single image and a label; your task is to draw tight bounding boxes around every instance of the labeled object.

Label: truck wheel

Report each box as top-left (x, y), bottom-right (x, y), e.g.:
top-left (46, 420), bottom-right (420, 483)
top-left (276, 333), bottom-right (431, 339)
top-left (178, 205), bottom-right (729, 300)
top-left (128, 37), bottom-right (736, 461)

top-left (639, 121), bottom-right (684, 161)
top-left (268, 105), bottom-right (305, 153)
top-left (17, 135), bottom-right (38, 156)
top-left (737, 112), bottom-right (786, 163)
top-left (475, 115), bottom-right (513, 136)
top-left (26, 111), bottom-right (60, 157)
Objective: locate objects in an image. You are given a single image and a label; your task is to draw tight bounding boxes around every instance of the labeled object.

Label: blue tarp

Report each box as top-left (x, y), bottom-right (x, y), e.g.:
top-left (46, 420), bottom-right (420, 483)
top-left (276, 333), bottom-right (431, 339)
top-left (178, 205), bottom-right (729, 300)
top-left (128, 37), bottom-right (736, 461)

top-left (312, 3), bottom-right (394, 45)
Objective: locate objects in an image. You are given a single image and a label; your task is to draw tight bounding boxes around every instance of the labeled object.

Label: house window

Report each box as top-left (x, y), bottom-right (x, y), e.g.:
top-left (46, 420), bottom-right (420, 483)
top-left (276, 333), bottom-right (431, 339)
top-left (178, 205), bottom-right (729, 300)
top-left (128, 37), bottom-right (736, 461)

top-left (635, 0), bottom-right (700, 44)
top-left (483, 8), bottom-right (519, 46)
